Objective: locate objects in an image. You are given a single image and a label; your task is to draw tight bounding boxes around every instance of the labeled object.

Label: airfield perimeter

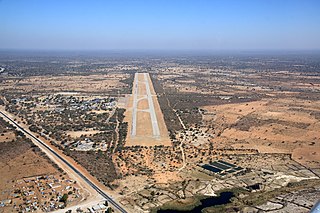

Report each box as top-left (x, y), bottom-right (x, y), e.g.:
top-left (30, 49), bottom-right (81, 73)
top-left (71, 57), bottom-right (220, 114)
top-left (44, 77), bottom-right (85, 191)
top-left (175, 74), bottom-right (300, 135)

top-left (125, 73), bottom-right (171, 146)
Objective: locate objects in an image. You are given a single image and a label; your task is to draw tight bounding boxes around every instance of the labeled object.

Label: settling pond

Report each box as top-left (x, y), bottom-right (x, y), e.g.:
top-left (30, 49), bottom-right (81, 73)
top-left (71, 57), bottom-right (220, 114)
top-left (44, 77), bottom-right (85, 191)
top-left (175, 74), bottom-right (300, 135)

top-left (157, 191), bottom-right (234, 213)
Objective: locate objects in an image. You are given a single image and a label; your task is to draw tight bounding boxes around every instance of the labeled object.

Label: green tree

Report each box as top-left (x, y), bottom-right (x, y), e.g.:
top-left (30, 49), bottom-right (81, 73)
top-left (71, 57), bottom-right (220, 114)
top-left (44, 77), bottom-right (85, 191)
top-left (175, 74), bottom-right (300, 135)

top-left (60, 193), bottom-right (68, 204)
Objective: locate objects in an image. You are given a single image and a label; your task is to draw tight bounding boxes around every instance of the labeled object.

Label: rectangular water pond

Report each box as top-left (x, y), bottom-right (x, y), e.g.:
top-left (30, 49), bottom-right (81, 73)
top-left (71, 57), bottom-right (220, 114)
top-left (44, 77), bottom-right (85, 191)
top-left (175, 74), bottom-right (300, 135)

top-left (218, 160), bottom-right (236, 168)
top-left (202, 164), bottom-right (222, 173)
top-left (210, 161), bottom-right (231, 170)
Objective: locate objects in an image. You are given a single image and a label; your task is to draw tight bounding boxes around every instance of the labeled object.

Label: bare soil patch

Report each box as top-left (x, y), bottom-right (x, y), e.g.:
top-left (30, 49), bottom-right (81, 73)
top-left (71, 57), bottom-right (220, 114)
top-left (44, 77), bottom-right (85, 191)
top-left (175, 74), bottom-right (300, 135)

top-left (0, 132), bottom-right (15, 142)
top-left (66, 130), bottom-right (102, 138)
top-left (203, 98), bottom-right (320, 168)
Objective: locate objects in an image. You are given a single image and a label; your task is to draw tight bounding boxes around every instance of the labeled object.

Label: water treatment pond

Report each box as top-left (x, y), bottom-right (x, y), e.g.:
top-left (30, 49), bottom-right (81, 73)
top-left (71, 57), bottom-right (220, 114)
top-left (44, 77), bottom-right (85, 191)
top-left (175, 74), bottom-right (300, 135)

top-left (157, 191), bottom-right (234, 213)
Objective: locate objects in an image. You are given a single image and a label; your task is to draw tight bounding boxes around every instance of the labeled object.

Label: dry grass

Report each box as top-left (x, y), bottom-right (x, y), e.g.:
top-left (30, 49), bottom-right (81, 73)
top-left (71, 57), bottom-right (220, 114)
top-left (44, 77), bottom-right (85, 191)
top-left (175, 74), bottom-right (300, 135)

top-left (203, 98), bottom-right (320, 168)
top-left (1, 73), bottom-right (129, 93)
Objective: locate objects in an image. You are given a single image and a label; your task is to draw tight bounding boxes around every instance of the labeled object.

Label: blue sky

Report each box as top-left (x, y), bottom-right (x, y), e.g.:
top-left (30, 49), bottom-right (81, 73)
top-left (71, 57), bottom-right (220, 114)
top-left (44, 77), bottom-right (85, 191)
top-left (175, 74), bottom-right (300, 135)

top-left (1, 0), bottom-right (320, 50)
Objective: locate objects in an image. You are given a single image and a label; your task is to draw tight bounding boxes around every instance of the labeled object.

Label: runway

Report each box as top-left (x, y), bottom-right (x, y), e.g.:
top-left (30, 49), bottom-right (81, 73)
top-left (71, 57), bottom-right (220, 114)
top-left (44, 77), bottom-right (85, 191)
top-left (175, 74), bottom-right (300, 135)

top-left (126, 72), bottom-right (170, 146)
top-left (131, 73), bottom-right (138, 136)
top-left (131, 73), bottom-right (160, 137)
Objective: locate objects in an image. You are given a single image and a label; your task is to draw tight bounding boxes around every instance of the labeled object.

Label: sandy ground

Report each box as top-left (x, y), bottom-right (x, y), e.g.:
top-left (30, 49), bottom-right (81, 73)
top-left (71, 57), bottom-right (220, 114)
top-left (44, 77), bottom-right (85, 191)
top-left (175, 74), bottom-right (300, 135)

top-left (292, 147), bottom-right (320, 167)
top-left (66, 130), bottom-right (102, 138)
top-left (1, 73), bottom-right (129, 93)
top-left (125, 73), bottom-right (171, 146)
top-left (136, 111), bottom-right (153, 136)
top-left (137, 99), bottom-right (149, 111)
top-left (203, 98), bottom-right (320, 168)
top-left (0, 132), bottom-right (16, 142)
top-left (153, 171), bottom-right (182, 184)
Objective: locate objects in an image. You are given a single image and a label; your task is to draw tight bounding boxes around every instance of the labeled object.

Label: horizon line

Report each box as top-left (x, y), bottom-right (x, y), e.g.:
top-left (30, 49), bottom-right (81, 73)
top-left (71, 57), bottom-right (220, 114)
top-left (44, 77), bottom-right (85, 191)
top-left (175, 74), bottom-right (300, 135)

top-left (1, 48), bottom-right (320, 52)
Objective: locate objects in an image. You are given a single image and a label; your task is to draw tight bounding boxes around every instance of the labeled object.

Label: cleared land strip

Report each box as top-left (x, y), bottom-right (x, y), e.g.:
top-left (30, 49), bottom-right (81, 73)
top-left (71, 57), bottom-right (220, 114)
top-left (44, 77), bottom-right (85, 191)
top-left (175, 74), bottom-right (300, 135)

top-left (0, 110), bottom-right (127, 213)
top-left (131, 73), bottom-right (160, 137)
top-left (126, 73), bottom-right (171, 146)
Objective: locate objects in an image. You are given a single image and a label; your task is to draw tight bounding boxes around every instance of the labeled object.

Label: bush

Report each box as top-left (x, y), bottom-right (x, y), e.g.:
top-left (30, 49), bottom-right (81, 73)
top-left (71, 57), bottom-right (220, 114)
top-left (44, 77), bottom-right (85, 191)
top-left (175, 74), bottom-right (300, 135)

top-left (60, 193), bottom-right (68, 203)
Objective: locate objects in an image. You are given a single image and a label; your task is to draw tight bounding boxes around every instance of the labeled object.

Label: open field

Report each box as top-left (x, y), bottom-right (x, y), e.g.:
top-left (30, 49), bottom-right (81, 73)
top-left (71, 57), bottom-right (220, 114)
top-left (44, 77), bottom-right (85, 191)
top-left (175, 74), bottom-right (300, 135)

top-left (0, 132), bottom-right (15, 142)
top-left (1, 73), bottom-right (130, 95)
top-left (125, 73), bottom-right (171, 146)
top-left (203, 98), bottom-right (320, 169)
top-left (66, 130), bottom-right (103, 138)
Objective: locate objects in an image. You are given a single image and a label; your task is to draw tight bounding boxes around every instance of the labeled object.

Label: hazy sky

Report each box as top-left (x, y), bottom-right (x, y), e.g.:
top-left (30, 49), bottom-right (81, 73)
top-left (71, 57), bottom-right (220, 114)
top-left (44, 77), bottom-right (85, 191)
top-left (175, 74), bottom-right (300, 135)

top-left (1, 0), bottom-right (320, 50)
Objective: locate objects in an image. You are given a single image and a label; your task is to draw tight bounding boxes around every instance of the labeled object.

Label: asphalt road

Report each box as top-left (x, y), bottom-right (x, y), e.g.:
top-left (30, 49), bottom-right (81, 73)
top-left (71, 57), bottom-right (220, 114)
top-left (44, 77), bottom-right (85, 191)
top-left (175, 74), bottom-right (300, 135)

top-left (0, 111), bottom-right (128, 213)
top-left (144, 73), bottom-right (160, 136)
top-left (131, 73), bottom-right (138, 136)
